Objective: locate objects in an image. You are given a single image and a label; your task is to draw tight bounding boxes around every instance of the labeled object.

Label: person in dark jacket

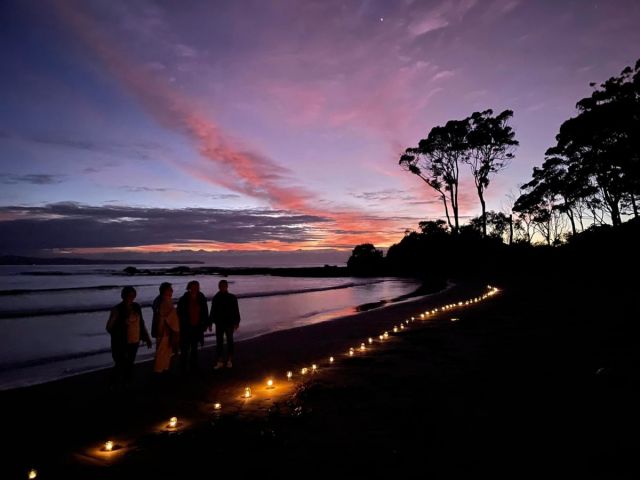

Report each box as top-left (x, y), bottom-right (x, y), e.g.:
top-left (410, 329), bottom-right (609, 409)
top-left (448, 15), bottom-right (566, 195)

top-left (177, 280), bottom-right (209, 374)
top-left (106, 286), bottom-right (152, 387)
top-left (209, 279), bottom-right (241, 369)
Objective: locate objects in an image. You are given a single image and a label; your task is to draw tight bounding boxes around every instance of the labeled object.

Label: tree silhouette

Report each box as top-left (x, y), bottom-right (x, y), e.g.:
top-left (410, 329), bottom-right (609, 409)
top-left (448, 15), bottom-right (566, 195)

top-left (400, 119), bottom-right (470, 233)
top-left (465, 109), bottom-right (518, 237)
top-left (520, 59), bottom-right (640, 232)
top-left (346, 243), bottom-right (385, 276)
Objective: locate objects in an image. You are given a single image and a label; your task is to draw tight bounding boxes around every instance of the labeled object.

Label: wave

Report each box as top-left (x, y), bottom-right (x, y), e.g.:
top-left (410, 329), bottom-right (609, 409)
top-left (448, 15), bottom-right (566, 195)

top-left (0, 280), bottom-right (386, 319)
top-left (0, 284), bottom-right (157, 296)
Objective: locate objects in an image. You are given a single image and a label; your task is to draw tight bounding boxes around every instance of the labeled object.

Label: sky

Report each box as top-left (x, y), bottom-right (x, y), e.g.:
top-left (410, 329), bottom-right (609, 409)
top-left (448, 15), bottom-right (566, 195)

top-left (1, 0), bottom-right (639, 261)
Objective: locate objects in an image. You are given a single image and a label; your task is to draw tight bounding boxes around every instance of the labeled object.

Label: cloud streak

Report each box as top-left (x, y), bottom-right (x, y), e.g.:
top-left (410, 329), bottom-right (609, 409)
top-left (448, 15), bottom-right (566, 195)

top-left (0, 203), bottom-right (330, 253)
top-left (52, 1), bottom-right (404, 248)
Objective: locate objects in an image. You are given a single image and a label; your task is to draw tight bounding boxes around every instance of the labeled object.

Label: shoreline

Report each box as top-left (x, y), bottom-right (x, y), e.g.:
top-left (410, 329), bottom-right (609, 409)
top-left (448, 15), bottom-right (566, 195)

top-left (0, 278), bottom-right (433, 391)
top-left (6, 276), bottom-right (635, 477)
top-left (4, 281), bottom-right (480, 474)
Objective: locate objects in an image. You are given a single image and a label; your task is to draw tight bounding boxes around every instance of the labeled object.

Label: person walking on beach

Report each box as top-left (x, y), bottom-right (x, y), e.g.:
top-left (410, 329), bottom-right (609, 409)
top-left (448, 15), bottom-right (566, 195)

top-left (106, 286), bottom-right (152, 388)
top-left (177, 280), bottom-right (209, 374)
top-left (209, 279), bottom-right (241, 369)
top-left (152, 282), bottom-right (180, 376)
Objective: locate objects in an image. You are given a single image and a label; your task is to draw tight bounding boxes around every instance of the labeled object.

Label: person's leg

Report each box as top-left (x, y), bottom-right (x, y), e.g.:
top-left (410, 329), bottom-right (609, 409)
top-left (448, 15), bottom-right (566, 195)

top-left (124, 343), bottom-right (139, 383)
top-left (180, 328), bottom-right (190, 373)
top-left (189, 335), bottom-right (199, 371)
top-left (110, 341), bottom-right (125, 386)
top-left (215, 323), bottom-right (225, 365)
top-left (226, 327), bottom-right (235, 365)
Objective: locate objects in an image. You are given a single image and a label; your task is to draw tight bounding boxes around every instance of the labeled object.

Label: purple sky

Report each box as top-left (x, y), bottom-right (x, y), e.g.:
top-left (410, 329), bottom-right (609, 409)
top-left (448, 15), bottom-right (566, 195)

top-left (1, 0), bottom-right (639, 258)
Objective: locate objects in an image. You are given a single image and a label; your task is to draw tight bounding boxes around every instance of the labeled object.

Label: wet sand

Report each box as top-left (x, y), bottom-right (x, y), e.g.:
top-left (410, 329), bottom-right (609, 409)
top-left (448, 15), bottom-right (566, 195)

top-left (4, 277), bottom-right (637, 478)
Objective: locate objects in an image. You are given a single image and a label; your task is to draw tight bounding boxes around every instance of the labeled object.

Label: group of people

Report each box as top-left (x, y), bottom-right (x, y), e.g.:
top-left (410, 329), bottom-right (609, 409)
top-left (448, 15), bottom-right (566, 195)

top-left (105, 279), bottom-right (241, 386)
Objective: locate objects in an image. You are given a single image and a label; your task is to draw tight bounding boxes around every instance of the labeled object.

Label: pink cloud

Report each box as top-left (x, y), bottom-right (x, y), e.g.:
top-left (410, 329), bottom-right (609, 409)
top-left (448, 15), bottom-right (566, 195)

top-left (53, 2), bottom-right (405, 249)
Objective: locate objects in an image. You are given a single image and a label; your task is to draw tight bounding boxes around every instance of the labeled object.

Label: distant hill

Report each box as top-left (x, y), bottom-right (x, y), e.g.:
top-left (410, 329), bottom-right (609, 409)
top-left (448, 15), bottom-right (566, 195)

top-left (0, 255), bottom-right (204, 266)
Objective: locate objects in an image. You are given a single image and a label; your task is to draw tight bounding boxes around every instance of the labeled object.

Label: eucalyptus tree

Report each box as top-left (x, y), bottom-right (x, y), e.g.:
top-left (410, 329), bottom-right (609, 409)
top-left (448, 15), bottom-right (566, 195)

top-left (400, 119), bottom-right (470, 233)
top-left (465, 109), bottom-right (518, 237)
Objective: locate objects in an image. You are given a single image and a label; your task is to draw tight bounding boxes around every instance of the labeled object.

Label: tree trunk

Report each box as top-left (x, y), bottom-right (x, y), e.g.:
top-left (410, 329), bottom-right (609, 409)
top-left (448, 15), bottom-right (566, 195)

top-left (450, 185), bottom-right (459, 233)
top-left (440, 192), bottom-right (453, 231)
top-left (478, 187), bottom-right (487, 237)
top-left (567, 209), bottom-right (577, 237)
top-left (610, 199), bottom-right (621, 226)
top-left (508, 214), bottom-right (513, 245)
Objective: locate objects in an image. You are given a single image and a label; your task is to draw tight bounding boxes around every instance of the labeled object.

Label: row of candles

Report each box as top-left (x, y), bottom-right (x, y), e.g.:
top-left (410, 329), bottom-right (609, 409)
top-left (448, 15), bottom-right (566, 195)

top-left (26, 285), bottom-right (499, 478)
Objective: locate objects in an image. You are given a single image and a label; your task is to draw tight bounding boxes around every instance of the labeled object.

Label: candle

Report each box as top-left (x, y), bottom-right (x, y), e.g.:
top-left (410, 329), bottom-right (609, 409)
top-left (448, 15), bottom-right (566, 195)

top-left (349, 348), bottom-right (354, 356)
top-left (267, 379), bottom-right (274, 388)
top-left (393, 326), bottom-right (398, 333)
top-left (312, 364), bottom-right (318, 372)
top-left (169, 417), bottom-right (178, 429)
top-left (28, 469), bottom-right (37, 479)
top-left (379, 335), bottom-right (383, 340)
top-left (213, 402), bottom-right (222, 410)
top-left (244, 387), bottom-right (252, 398)
top-left (287, 370), bottom-right (293, 380)
top-left (360, 343), bottom-right (366, 351)
top-left (301, 367), bottom-right (308, 375)
top-left (368, 337), bottom-right (373, 344)
top-left (329, 356), bottom-right (334, 363)
top-left (104, 440), bottom-right (114, 452)
top-left (383, 332), bottom-right (389, 339)
top-left (400, 324), bottom-right (405, 330)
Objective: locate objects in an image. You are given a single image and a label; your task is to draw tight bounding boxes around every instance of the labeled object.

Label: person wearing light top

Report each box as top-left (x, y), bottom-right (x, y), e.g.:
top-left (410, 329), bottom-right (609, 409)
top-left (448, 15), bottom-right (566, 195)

top-left (151, 282), bottom-right (180, 374)
top-left (106, 286), bottom-right (152, 388)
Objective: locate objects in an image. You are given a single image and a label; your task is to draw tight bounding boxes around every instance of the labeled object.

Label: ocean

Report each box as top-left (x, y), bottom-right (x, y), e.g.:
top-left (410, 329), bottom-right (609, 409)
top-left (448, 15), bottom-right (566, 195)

top-left (0, 264), bottom-right (420, 390)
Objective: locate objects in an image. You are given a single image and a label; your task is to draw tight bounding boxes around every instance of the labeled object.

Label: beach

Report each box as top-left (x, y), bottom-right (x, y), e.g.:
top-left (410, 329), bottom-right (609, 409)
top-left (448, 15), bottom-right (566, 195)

top-left (3, 276), bottom-right (638, 478)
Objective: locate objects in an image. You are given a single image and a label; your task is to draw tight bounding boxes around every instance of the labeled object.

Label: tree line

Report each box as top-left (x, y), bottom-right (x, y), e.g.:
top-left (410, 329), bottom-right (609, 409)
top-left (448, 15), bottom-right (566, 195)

top-left (349, 58), bottom-right (640, 273)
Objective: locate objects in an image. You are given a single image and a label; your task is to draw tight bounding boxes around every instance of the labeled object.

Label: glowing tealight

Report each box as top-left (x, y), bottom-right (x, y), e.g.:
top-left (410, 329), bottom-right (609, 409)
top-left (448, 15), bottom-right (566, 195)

top-left (28, 469), bottom-right (37, 479)
top-left (267, 379), bottom-right (274, 388)
top-left (301, 367), bottom-right (308, 375)
top-left (360, 343), bottom-right (366, 351)
top-left (104, 440), bottom-right (114, 452)
top-left (393, 326), bottom-right (398, 332)
top-left (368, 337), bottom-right (373, 344)
top-left (383, 332), bottom-right (389, 339)
top-left (169, 417), bottom-right (178, 429)
top-left (287, 371), bottom-right (293, 380)
top-left (312, 364), bottom-right (318, 372)
top-left (458, 302), bottom-right (463, 306)
top-left (214, 402), bottom-right (222, 410)
top-left (329, 356), bottom-right (334, 363)
top-left (420, 314), bottom-right (425, 319)
top-left (451, 318), bottom-right (459, 322)
top-left (379, 335), bottom-right (383, 340)
top-left (244, 387), bottom-right (252, 398)
top-left (349, 348), bottom-right (354, 356)
top-left (400, 324), bottom-right (405, 330)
